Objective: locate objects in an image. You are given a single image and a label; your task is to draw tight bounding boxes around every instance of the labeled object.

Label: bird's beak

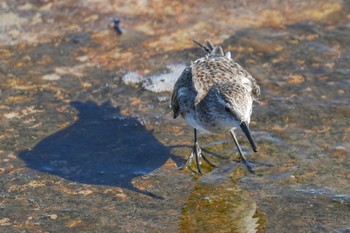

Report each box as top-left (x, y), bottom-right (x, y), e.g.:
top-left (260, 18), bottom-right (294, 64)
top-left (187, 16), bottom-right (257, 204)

top-left (240, 121), bottom-right (258, 152)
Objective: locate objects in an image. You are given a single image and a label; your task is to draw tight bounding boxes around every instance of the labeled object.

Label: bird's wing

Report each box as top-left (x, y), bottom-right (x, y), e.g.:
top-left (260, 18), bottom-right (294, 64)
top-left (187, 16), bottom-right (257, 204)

top-left (225, 60), bottom-right (261, 102)
top-left (191, 60), bottom-right (210, 105)
top-left (191, 57), bottom-right (244, 104)
top-left (250, 81), bottom-right (261, 102)
top-left (171, 66), bottom-right (193, 118)
top-left (191, 57), bottom-right (261, 105)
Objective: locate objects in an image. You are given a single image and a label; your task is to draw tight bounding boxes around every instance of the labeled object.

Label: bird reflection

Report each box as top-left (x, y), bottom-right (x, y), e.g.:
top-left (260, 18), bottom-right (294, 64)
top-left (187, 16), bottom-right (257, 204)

top-left (180, 163), bottom-right (266, 232)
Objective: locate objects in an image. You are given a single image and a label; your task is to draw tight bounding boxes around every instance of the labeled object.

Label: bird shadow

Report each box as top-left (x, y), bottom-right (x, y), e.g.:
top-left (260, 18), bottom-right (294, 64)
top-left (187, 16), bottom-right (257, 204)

top-left (18, 101), bottom-right (175, 199)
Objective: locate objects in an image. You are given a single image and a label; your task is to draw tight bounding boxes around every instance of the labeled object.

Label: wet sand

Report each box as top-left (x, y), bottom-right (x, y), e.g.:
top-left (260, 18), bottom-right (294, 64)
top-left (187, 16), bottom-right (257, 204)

top-left (1, 1), bottom-right (350, 232)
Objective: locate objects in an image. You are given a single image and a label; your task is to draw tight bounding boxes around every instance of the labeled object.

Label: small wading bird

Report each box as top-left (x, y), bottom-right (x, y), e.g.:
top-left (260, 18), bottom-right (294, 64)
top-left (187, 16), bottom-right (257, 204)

top-left (171, 40), bottom-right (261, 174)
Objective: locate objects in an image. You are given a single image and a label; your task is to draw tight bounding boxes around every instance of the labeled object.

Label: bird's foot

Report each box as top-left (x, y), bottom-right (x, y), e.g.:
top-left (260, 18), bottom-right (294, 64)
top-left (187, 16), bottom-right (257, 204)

top-left (179, 142), bottom-right (216, 174)
top-left (234, 155), bottom-right (255, 174)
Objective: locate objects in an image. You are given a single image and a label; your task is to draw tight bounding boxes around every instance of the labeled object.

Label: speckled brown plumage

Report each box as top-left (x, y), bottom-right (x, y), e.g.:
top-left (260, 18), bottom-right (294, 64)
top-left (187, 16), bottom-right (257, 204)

top-left (171, 40), bottom-right (261, 174)
top-left (171, 41), bottom-right (260, 132)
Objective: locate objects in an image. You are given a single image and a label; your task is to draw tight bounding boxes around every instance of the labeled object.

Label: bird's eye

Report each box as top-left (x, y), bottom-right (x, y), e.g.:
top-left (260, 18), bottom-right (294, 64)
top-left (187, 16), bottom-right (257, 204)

top-left (224, 106), bottom-right (230, 113)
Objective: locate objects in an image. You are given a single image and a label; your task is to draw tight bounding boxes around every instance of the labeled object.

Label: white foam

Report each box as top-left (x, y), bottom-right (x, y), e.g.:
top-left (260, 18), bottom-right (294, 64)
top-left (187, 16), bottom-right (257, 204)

top-left (143, 64), bottom-right (186, 93)
top-left (42, 73), bottom-right (61, 81)
top-left (121, 71), bottom-right (143, 85)
top-left (122, 64), bottom-right (186, 93)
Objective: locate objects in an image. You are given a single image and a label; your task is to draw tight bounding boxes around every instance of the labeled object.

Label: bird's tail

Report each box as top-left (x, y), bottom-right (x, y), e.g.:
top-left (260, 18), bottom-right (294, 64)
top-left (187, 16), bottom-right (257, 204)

top-left (192, 39), bottom-right (230, 58)
top-left (192, 39), bottom-right (212, 53)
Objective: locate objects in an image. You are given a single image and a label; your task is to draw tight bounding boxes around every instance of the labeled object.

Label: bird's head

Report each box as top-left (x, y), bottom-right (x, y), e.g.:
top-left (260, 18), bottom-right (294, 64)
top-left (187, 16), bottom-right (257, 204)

top-left (214, 83), bottom-right (258, 152)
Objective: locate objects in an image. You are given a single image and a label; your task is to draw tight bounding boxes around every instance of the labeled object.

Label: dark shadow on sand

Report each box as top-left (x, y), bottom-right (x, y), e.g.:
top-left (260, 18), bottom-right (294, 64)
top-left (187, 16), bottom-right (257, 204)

top-left (18, 101), bottom-right (173, 199)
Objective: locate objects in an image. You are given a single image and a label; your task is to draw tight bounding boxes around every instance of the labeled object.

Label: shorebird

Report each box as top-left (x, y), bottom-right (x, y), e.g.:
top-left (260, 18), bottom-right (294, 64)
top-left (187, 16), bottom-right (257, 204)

top-left (171, 40), bottom-right (261, 174)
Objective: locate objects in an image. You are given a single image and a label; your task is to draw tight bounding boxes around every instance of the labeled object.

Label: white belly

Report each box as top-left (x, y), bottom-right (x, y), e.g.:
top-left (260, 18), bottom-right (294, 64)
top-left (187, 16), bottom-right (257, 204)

top-left (183, 112), bottom-right (239, 134)
top-left (183, 113), bottom-right (213, 134)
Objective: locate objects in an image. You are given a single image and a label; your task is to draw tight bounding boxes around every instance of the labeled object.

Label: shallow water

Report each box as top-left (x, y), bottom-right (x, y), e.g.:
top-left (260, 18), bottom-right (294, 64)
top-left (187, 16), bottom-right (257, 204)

top-left (1, 0), bottom-right (350, 232)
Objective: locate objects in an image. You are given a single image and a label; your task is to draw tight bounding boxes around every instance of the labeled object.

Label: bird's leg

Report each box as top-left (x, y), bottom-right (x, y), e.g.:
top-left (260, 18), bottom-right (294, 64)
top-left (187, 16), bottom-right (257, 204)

top-left (230, 130), bottom-right (255, 174)
top-left (230, 130), bottom-right (248, 163)
top-left (180, 129), bottom-right (216, 174)
top-left (179, 128), bottom-right (201, 173)
top-left (230, 129), bottom-right (255, 173)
